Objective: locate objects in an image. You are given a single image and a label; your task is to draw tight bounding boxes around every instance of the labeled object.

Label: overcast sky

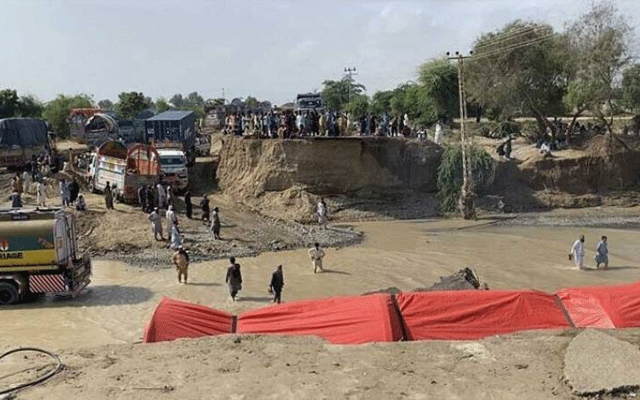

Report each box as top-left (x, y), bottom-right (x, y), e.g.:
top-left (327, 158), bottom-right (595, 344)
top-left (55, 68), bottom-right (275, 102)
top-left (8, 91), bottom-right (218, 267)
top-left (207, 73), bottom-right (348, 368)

top-left (0, 0), bottom-right (637, 105)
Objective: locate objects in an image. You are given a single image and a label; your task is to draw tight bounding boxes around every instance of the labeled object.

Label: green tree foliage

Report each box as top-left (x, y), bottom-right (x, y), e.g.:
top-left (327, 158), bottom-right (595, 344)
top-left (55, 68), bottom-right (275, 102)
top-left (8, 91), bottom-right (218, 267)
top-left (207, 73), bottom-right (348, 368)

top-left (155, 98), bottom-right (171, 113)
top-left (465, 20), bottom-right (569, 134)
top-left (370, 90), bottom-right (394, 116)
top-left (0, 89), bottom-right (20, 118)
top-left (169, 94), bottom-right (184, 108)
top-left (622, 64), bottom-right (640, 113)
top-left (43, 94), bottom-right (93, 137)
top-left (320, 77), bottom-right (365, 111)
top-left (344, 94), bottom-right (370, 119)
top-left (97, 99), bottom-right (113, 110)
top-left (565, 0), bottom-right (634, 132)
top-left (437, 145), bottom-right (495, 213)
top-left (18, 95), bottom-right (44, 118)
top-left (185, 92), bottom-right (204, 107)
top-left (245, 96), bottom-right (259, 109)
top-left (115, 91), bottom-right (147, 119)
top-left (417, 58), bottom-right (459, 121)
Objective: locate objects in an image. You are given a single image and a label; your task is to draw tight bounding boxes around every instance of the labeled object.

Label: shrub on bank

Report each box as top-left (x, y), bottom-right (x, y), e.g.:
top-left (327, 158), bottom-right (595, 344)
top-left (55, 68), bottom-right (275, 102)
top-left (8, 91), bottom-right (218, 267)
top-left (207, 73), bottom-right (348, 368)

top-left (437, 145), bottom-right (496, 213)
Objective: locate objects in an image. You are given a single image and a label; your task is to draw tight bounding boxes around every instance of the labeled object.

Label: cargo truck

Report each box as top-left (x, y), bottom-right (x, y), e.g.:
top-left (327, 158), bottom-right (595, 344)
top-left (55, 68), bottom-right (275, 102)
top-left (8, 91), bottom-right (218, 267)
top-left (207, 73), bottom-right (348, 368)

top-left (0, 118), bottom-right (53, 169)
top-left (144, 111), bottom-right (196, 166)
top-left (0, 208), bottom-right (92, 305)
top-left (87, 141), bottom-right (161, 203)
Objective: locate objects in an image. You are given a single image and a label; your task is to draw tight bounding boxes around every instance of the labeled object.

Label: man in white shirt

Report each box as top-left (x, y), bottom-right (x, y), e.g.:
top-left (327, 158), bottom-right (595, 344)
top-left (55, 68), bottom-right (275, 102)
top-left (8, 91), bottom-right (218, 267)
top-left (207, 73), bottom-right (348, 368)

top-left (166, 205), bottom-right (178, 240)
top-left (570, 234), bottom-right (586, 270)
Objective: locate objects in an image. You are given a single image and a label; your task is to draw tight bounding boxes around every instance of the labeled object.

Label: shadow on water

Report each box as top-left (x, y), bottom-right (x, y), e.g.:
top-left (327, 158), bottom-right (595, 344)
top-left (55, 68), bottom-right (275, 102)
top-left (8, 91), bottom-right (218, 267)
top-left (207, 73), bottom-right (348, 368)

top-left (237, 296), bottom-right (273, 302)
top-left (3, 285), bottom-right (154, 309)
top-left (321, 269), bottom-right (351, 275)
top-left (186, 282), bottom-right (221, 287)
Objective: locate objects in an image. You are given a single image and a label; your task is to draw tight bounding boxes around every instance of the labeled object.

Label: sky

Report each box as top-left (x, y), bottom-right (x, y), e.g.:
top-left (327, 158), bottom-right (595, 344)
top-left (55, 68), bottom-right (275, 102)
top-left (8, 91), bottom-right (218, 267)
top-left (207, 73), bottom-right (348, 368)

top-left (0, 0), bottom-right (637, 105)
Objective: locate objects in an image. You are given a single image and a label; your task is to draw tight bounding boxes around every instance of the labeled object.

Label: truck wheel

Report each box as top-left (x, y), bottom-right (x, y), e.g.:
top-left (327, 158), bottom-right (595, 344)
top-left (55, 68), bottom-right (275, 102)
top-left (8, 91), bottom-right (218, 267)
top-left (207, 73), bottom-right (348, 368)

top-left (0, 282), bottom-right (19, 305)
top-left (88, 180), bottom-right (97, 194)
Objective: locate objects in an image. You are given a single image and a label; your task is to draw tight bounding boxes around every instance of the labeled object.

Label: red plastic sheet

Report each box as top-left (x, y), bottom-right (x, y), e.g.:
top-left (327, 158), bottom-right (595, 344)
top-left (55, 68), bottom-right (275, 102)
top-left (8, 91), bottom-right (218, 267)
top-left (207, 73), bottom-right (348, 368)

top-left (143, 297), bottom-right (235, 343)
top-left (396, 290), bottom-right (572, 340)
top-left (237, 294), bottom-right (404, 344)
top-left (556, 282), bottom-right (640, 329)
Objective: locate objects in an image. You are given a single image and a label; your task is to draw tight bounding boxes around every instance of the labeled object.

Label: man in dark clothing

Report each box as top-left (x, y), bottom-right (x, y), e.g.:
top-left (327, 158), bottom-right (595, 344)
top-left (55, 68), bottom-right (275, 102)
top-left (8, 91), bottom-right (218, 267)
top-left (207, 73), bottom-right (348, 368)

top-left (146, 186), bottom-right (155, 213)
top-left (138, 185), bottom-right (147, 211)
top-left (10, 191), bottom-right (22, 208)
top-left (184, 190), bottom-right (192, 219)
top-left (269, 265), bottom-right (284, 304)
top-left (201, 195), bottom-right (210, 223)
top-left (104, 182), bottom-right (114, 210)
top-left (225, 256), bottom-right (242, 301)
top-left (68, 179), bottom-right (80, 204)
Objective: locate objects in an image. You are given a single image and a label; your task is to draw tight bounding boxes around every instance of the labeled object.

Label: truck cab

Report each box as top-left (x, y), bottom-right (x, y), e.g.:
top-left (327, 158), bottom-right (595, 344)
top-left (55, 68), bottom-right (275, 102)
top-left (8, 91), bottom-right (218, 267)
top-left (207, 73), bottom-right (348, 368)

top-left (157, 148), bottom-right (189, 192)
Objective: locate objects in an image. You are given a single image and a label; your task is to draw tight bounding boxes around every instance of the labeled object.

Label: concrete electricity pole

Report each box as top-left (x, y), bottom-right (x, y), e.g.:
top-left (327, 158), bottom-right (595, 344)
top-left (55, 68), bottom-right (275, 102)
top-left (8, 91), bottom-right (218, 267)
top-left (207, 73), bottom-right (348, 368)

top-left (447, 51), bottom-right (476, 220)
top-left (344, 67), bottom-right (357, 104)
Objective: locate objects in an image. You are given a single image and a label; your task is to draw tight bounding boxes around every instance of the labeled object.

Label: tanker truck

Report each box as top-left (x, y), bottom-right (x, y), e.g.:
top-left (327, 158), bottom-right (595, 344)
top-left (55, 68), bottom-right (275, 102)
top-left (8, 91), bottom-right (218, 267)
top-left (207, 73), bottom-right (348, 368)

top-left (0, 208), bottom-right (92, 305)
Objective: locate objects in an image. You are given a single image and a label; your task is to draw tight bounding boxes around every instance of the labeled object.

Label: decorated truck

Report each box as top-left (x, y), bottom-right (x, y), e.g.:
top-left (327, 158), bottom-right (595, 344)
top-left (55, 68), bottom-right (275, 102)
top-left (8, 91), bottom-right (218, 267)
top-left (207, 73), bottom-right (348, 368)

top-left (69, 108), bottom-right (118, 147)
top-left (0, 208), bottom-right (92, 305)
top-left (88, 141), bottom-right (161, 203)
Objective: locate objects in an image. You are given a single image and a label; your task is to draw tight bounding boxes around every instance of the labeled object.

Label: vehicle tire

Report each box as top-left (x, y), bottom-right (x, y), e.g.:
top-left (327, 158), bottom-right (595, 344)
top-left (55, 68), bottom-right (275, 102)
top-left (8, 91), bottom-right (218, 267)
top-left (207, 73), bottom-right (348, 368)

top-left (88, 180), bottom-right (97, 194)
top-left (0, 282), bottom-right (20, 305)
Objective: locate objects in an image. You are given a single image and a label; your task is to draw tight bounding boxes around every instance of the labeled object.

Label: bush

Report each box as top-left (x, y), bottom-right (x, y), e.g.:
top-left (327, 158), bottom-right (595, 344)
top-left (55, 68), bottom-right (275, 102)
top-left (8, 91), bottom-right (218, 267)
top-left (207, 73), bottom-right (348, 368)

top-left (437, 145), bottom-right (496, 212)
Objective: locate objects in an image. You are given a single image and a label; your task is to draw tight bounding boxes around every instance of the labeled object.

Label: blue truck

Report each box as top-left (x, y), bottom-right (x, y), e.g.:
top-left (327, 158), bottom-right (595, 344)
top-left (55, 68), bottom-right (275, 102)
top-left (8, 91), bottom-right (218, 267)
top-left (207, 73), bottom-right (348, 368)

top-left (144, 111), bottom-right (196, 165)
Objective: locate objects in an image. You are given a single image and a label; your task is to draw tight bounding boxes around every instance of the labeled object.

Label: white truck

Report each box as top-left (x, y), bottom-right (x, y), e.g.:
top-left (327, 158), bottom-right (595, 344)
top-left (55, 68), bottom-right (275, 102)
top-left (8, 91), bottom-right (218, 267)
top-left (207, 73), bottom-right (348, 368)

top-left (156, 147), bottom-right (189, 192)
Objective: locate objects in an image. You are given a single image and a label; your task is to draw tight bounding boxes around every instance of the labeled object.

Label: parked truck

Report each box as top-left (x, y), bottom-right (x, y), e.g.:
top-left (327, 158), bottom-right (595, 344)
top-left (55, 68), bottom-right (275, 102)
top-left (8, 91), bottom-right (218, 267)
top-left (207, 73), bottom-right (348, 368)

top-left (69, 109), bottom-right (118, 147)
top-left (0, 208), bottom-right (92, 305)
top-left (0, 118), bottom-right (53, 169)
top-left (87, 141), bottom-right (161, 203)
top-left (144, 111), bottom-right (196, 166)
top-left (155, 144), bottom-right (189, 192)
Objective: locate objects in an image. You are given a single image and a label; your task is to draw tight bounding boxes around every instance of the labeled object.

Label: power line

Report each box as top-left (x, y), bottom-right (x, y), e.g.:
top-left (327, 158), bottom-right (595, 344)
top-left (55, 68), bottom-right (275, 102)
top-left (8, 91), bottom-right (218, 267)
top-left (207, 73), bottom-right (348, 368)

top-left (473, 26), bottom-right (550, 51)
top-left (468, 34), bottom-right (557, 62)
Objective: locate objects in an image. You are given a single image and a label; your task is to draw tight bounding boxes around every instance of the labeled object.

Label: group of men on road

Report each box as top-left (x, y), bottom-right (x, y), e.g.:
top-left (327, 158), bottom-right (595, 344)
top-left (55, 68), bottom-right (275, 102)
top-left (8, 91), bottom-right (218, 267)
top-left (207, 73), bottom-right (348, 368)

top-left (570, 234), bottom-right (609, 270)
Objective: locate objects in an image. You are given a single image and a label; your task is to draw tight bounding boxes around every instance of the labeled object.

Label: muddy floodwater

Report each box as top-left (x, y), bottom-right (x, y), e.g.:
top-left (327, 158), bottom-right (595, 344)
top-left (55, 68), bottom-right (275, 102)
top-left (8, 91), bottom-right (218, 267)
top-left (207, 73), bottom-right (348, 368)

top-left (2, 218), bottom-right (640, 351)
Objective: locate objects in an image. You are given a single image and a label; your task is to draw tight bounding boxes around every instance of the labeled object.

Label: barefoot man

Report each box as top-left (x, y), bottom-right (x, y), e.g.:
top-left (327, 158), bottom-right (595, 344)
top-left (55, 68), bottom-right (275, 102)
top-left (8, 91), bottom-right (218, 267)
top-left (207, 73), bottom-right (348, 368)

top-left (309, 242), bottom-right (325, 273)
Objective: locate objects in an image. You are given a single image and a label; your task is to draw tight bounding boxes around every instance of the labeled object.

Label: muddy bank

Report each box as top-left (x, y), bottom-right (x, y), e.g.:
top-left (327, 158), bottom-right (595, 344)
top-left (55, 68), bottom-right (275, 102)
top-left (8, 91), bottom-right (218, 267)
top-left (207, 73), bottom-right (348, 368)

top-left (76, 192), bottom-right (363, 269)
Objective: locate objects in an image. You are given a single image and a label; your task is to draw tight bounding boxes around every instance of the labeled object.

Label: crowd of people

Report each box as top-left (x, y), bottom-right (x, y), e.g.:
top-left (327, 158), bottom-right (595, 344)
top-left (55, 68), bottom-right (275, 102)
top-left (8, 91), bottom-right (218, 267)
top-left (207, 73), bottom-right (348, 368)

top-left (221, 109), bottom-right (424, 139)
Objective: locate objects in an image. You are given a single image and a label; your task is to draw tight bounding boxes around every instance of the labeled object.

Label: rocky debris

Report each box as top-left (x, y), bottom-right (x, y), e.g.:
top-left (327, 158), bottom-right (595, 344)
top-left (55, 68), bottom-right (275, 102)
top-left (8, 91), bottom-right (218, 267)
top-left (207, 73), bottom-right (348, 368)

top-left (415, 267), bottom-right (489, 291)
top-left (564, 329), bottom-right (640, 397)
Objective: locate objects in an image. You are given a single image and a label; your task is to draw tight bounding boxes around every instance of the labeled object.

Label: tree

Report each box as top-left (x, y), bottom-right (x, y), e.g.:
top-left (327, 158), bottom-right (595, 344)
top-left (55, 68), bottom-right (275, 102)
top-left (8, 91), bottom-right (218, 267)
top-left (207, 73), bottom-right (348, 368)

top-left (370, 90), bottom-right (394, 115)
top-left (465, 20), bottom-right (569, 135)
top-left (115, 92), bottom-right (147, 120)
top-left (169, 94), bottom-right (184, 108)
top-left (155, 98), bottom-right (171, 113)
top-left (98, 99), bottom-right (113, 110)
top-left (622, 64), bottom-right (640, 113)
top-left (344, 94), bottom-right (370, 119)
top-left (245, 96), bottom-right (258, 109)
top-left (565, 0), bottom-right (634, 133)
top-left (43, 94), bottom-right (93, 137)
top-left (0, 89), bottom-right (20, 118)
top-left (417, 58), bottom-right (459, 121)
top-left (320, 77), bottom-right (365, 111)
top-left (185, 92), bottom-right (204, 107)
top-left (18, 95), bottom-right (44, 118)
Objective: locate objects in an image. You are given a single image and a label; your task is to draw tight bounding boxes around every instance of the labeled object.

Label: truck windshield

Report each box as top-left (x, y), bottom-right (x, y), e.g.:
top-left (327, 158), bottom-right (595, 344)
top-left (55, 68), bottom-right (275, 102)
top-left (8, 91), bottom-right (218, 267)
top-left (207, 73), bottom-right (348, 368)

top-left (160, 157), bottom-right (185, 166)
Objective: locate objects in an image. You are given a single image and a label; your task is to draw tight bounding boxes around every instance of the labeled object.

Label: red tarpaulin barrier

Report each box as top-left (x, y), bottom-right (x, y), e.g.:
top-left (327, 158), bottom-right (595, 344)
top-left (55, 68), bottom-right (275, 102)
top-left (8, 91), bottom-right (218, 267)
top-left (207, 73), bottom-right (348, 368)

top-left (237, 294), bottom-right (404, 344)
top-left (556, 282), bottom-right (640, 329)
top-left (143, 297), bottom-right (235, 343)
top-left (396, 290), bottom-right (572, 340)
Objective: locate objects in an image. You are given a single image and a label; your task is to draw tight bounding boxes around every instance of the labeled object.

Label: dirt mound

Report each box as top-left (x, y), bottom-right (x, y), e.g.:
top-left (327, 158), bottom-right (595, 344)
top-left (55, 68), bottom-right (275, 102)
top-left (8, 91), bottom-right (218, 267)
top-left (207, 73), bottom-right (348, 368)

top-left (216, 136), bottom-right (442, 221)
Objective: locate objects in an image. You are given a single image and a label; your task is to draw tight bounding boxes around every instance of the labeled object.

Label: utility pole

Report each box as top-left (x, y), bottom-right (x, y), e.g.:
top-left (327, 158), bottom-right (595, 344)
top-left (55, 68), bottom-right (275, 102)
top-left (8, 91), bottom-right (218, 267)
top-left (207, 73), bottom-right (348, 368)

top-left (447, 51), bottom-right (476, 220)
top-left (344, 67), bottom-right (357, 104)
top-left (221, 88), bottom-right (225, 104)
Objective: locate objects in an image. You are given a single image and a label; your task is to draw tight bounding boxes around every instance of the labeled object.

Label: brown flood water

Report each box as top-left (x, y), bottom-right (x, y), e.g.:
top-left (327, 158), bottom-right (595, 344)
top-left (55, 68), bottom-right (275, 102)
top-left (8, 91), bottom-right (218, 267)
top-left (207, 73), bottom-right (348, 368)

top-left (2, 218), bottom-right (640, 351)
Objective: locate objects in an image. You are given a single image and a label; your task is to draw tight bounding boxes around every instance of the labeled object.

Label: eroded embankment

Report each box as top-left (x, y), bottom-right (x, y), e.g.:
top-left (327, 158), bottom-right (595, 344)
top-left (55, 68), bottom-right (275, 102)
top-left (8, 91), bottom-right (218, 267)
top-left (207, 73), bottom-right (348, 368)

top-left (216, 136), bottom-right (443, 221)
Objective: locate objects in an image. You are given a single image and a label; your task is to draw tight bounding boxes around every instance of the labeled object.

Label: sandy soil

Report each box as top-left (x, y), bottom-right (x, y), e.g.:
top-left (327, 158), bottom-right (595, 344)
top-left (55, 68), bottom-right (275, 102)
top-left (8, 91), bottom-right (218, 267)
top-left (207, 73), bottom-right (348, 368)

top-left (3, 211), bottom-right (640, 399)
